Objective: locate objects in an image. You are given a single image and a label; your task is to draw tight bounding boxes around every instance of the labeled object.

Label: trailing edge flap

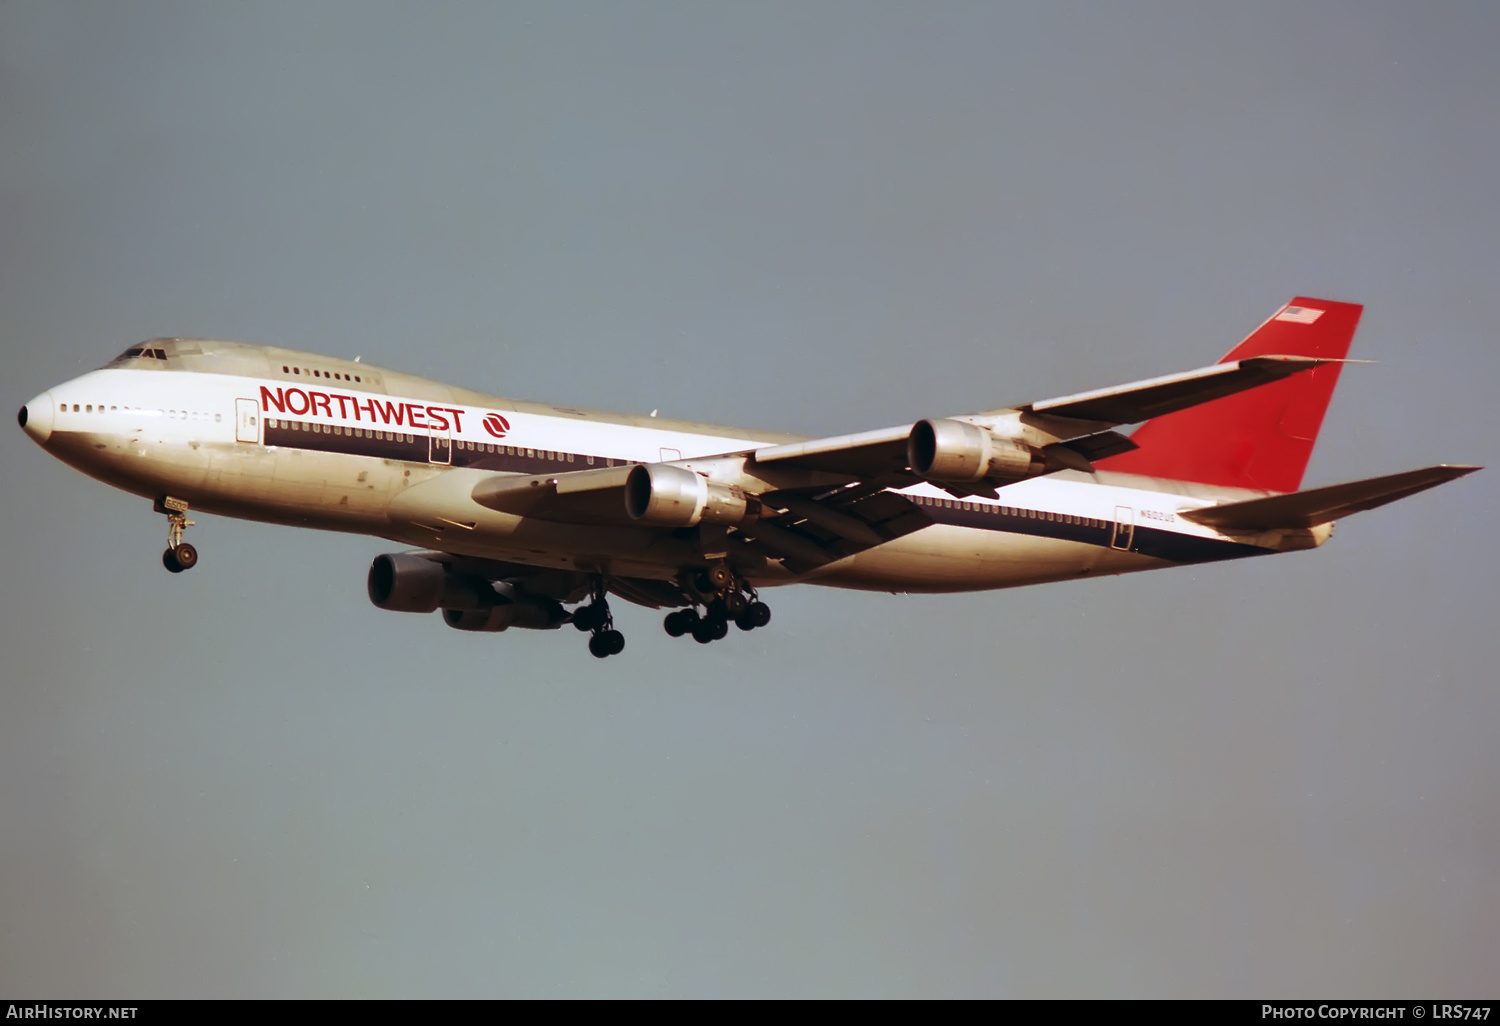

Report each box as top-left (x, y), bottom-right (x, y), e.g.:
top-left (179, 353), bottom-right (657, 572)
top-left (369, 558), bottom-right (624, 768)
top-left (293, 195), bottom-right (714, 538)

top-left (1178, 465), bottom-right (1481, 531)
top-left (470, 464), bottom-right (636, 524)
top-left (750, 358), bottom-right (1331, 479)
top-left (1054, 430), bottom-right (1138, 464)
top-left (742, 487), bottom-right (930, 573)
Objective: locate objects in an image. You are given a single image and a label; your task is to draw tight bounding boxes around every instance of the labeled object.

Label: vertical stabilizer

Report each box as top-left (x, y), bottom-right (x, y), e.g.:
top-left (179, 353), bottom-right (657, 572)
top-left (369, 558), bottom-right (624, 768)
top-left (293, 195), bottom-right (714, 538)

top-left (1096, 297), bottom-right (1362, 493)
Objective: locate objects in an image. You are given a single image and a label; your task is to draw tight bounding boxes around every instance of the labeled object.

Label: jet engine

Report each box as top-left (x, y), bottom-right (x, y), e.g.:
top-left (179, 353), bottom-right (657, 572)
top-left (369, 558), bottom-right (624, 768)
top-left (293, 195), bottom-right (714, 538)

top-left (367, 553), bottom-right (493, 613)
top-left (907, 419), bottom-right (1048, 484)
top-left (624, 463), bottom-right (759, 527)
top-left (442, 596), bottom-right (565, 632)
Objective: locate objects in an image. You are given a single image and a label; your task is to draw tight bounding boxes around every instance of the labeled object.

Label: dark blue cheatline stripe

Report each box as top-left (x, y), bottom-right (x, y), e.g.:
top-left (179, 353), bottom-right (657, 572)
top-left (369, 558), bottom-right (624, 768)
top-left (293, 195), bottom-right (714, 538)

top-left (1130, 526), bottom-right (1266, 563)
top-left (265, 418), bottom-right (427, 462)
top-left (908, 494), bottom-right (1267, 565)
top-left (261, 418), bottom-right (632, 475)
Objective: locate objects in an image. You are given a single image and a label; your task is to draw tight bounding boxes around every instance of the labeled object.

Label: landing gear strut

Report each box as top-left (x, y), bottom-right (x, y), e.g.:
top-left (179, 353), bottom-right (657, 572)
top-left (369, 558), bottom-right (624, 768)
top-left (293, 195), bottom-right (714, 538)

top-left (663, 565), bottom-right (771, 644)
top-left (155, 496), bottom-right (198, 574)
top-left (573, 579), bottom-right (625, 658)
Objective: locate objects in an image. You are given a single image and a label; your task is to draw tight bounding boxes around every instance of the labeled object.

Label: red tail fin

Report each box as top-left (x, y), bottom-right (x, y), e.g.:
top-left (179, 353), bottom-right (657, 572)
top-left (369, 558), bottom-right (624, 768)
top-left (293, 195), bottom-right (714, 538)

top-left (1096, 297), bottom-right (1362, 493)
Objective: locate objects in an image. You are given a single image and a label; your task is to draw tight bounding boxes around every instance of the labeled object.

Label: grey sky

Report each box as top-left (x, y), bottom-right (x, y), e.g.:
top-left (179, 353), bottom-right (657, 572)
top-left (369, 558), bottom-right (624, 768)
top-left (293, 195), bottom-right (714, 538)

top-left (2, 1), bottom-right (1496, 997)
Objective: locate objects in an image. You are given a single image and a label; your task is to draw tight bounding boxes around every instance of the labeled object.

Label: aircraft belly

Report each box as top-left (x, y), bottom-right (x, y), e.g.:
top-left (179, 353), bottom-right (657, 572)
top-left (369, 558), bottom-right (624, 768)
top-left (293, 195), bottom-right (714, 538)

top-left (811, 524), bottom-right (1112, 593)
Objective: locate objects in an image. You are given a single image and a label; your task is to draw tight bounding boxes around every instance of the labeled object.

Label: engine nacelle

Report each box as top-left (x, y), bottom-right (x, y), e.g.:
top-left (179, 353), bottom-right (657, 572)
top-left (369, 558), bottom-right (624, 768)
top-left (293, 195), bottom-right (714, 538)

top-left (367, 553), bottom-right (491, 613)
top-left (624, 463), bottom-right (758, 527)
top-left (907, 419), bottom-right (1048, 484)
top-left (442, 597), bottom-right (565, 632)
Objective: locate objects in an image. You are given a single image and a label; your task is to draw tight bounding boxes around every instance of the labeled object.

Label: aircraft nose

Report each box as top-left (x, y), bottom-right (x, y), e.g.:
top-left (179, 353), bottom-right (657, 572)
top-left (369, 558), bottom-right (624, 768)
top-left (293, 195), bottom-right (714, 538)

top-left (19, 392), bottom-right (54, 445)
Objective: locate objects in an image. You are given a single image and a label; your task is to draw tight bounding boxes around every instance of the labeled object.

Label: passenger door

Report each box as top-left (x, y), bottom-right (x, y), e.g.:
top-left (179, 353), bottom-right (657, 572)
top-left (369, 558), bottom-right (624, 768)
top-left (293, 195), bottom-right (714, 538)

top-left (429, 423), bottom-right (452, 465)
top-left (1111, 505), bottom-right (1135, 551)
top-left (235, 398), bottom-right (260, 443)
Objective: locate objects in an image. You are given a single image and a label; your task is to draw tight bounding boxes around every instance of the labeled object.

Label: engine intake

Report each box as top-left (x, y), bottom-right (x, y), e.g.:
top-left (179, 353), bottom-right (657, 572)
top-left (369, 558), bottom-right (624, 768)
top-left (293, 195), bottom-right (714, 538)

top-left (624, 463), bottom-right (758, 527)
top-left (367, 553), bottom-right (491, 613)
top-left (370, 554), bottom-right (567, 630)
top-left (908, 419), bottom-right (1048, 483)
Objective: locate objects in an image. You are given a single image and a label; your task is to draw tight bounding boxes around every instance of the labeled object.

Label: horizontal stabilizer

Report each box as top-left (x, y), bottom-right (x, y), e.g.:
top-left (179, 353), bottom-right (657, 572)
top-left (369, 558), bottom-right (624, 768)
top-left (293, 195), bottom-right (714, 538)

top-left (1179, 465), bottom-right (1481, 531)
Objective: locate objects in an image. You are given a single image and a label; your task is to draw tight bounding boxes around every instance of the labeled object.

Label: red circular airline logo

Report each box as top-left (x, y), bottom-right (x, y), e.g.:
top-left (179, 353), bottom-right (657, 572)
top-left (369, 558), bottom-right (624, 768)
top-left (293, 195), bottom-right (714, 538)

top-left (482, 413), bottom-right (511, 439)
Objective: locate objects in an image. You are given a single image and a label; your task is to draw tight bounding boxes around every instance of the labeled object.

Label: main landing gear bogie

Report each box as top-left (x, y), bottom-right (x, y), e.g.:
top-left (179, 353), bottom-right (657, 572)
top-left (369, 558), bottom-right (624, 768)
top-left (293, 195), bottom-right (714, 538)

top-left (663, 565), bottom-right (771, 645)
top-left (574, 580), bottom-right (626, 659)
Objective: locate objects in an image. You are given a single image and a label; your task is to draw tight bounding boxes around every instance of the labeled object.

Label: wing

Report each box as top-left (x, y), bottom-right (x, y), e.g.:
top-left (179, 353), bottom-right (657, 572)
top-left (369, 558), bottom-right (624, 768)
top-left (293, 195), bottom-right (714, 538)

top-left (469, 463), bottom-right (637, 523)
top-left (1025, 355), bottom-right (1342, 422)
top-left (750, 354), bottom-right (1343, 481)
top-left (394, 340), bottom-right (1351, 577)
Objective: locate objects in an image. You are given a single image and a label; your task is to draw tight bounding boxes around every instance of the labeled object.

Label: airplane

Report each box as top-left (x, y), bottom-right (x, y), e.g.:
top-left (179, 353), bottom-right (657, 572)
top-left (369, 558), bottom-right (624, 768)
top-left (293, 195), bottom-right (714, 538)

top-left (16, 297), bottom-right (1480, 658)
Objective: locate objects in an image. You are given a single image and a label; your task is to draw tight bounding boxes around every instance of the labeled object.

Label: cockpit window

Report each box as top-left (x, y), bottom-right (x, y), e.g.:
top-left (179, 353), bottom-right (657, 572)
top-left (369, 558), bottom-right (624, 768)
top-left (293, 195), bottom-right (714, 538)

top-left (107, 343), bottom-right (170, 367)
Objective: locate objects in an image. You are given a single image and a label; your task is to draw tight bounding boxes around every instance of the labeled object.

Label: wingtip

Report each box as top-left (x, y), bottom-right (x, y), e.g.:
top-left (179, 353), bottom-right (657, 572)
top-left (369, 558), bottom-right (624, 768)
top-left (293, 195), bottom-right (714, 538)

top-left (1425, 463), bottom-right (1483, 481)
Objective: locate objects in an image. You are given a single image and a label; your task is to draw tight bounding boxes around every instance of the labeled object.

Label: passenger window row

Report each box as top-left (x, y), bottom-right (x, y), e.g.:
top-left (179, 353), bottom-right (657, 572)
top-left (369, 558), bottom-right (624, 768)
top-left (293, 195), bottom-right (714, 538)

top-left (267, 418), bottom-right (413, 443)
top-left (59, 403), bottom-right (222, 423)
top-left (456, 440), bottom-right (577, 463)
top-left (912, 494), bottom-right (1106, 529)
top-left (280, 364), bottom-right (362, 383)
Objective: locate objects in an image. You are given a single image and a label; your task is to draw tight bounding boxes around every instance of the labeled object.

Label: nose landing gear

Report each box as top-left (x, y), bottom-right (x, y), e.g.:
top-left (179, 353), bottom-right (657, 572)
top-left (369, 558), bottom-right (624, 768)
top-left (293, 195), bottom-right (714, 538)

top-left (155, 496), bottom-right (198, 574)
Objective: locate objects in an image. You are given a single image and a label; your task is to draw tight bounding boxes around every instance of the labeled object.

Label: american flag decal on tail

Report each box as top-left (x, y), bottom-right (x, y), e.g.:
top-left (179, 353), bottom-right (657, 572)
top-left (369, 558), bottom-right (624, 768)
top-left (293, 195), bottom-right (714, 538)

top-left (1275, 305), bottom-right (1324, 324)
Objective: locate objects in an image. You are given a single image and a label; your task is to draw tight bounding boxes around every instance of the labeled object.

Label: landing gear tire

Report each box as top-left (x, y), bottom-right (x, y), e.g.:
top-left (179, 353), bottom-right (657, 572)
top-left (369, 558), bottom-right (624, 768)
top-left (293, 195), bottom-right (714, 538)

top-left (691, 619), bottom-right (717, 644)
top-left (722, 591), bottom-right (748, 616)
top-left (584, 628), bottom-right (625, 658)
top-left (163, 543), bottom-right (198, 573)
top-left (696, 564), bottom-right (733, 594)
top-left (171, 542), bottom-right (198, 572)
top-left (663, 609), bottom-right (698, 637)
top-left (573, 602), bottom-right (608, 632)
top-left (735, 602), bottom-right (770, 631)
top-left (588, 631), bottom-right (626, 658)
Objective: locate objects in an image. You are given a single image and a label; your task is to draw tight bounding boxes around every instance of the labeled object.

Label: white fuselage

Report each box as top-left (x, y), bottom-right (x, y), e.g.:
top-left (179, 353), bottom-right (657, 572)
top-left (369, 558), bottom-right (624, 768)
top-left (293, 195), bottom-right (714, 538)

top-left (20, 341), bottom-right (1328, 594)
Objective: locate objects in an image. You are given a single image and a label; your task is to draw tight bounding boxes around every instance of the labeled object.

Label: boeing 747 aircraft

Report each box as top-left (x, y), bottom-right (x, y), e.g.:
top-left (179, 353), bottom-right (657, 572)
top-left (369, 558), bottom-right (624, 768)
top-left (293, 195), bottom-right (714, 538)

top-left (17, 298), bottom-right (1479, 657)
